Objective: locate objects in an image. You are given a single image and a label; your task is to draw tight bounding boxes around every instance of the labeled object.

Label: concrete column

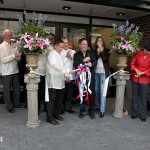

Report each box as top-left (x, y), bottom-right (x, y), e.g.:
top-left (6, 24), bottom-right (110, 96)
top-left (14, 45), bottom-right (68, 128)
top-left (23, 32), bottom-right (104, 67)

top-left (113, 73), bottom-right (130, 118)
top-left (24, 73), bottom-right (40, 128)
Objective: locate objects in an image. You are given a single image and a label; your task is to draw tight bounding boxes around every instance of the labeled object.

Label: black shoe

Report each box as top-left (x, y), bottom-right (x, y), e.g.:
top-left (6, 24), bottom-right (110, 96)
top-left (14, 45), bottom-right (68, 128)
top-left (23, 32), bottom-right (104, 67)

top-left (60, 110), bottom-right (65, 115)
top-left (79, 113), bottom-right (84, 118)
top-left (131, 115), bottom-right (136, 119)
top-left (89, 112), bottom-right (95, 119)
top-left (55, 116), bottom-right (64, 121)
top-left (141, 118), bottom-right (146, 122)
top-left (65, 109), bottom-right (75, 114)
top-left (8, 108), bottom-right (15, 113)
top-left (99, 112), bottom-right (104, 118)
top-left (47, 119), bottom-right (59, 125)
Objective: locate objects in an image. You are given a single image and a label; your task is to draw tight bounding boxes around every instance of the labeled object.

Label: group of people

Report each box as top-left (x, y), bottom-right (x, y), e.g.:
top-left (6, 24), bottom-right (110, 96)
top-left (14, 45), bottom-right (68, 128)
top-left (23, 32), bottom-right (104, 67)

top-left (45, 36), bottom-right (110, 125)
top-left (0, 29), bottom-right (110, 125)
top-left (1, 28), bottom-right (150, 125)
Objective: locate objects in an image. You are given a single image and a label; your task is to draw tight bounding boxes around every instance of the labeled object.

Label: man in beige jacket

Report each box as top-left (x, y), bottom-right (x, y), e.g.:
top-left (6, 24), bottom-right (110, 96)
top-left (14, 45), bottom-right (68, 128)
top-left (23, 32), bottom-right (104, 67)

top-left (0, 29), bottom-right (21, 113)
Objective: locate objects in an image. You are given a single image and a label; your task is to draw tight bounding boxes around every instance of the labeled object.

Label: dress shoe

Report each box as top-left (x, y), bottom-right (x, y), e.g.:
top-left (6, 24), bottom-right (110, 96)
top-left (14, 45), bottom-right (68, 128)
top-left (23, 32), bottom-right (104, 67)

top-left (8, 108), bottom-right (15, 113)
top-left (47, 119), bottom-right (59, 125)
top-left (99, 112), bottom-right (104, 118)
top-left (131, 115), bottom-right (137, 119)
top-left (89, 112), bottom-right (95, 119)
top-left (60, 110), bottom-right (65, 115)
top-left (55, 116), bottom-right (64, 121)
top-left (141, 118), bottom-right (146, 122)
top-left (79, 113), bottom-right (84, 118)
top-left (65, 109), bottom-right (75, 114)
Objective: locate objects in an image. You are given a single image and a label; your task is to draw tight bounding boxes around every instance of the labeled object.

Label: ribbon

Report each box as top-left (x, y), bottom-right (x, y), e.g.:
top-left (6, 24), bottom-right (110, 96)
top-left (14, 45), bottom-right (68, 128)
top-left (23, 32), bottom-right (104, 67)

top-left (29, 68), bottom-right (80, 102)
top-left (102, 70), bottom-right (129, 96)
top-left (29, 67), bottom-right (49, 102)
top-left (75, 64), bottom-right (91, 104)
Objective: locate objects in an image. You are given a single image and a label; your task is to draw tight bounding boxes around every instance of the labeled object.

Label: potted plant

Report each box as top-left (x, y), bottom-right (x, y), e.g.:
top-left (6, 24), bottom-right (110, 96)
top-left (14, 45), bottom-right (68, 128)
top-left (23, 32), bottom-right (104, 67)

top-left (109, 20), bottom-right (143, 70)
top-left (14, 11), bottom-right (50, 69)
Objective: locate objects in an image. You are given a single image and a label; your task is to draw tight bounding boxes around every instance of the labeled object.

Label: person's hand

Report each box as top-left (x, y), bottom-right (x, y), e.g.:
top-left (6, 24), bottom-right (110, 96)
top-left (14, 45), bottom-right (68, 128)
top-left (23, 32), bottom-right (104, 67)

top-left (69, 69), bottom-right (75, 74)
top-left (135, 69), bottom-right (144, 77)
top-left (87, 62), bottom-right (92, 67)
top-left (83, 57), bottom-right (90, 63)
top-left (66, 76), bottom-right (71, 83)
top-left (14, 50), bottom-right (21, 57)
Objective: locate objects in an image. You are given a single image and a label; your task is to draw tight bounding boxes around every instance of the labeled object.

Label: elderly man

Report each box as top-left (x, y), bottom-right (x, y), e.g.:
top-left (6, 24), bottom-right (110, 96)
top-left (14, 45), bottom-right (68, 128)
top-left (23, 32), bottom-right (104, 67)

top-left (46, 39), bottom-right (74, 125)
top-left (0, 29), bottom-right (21, 113)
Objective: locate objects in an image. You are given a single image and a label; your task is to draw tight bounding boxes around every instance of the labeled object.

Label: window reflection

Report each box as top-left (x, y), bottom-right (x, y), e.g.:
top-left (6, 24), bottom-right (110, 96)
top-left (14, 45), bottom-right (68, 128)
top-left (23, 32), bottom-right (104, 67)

top-left (63, 28), bottom-right (86, 50)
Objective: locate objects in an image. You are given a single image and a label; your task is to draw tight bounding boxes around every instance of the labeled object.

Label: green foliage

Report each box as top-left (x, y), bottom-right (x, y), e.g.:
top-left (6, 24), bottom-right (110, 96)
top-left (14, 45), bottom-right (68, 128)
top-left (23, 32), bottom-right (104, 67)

top-left (128, 32), bottom-right (143, 48)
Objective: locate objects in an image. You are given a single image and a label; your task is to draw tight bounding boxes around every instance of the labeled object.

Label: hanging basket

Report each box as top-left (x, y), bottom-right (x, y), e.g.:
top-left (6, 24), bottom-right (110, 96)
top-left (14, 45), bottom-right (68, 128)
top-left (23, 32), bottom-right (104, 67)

top-left (117, 55), bottom-right (128, 71)
top-left (25, 53), bottom-right (39, 70)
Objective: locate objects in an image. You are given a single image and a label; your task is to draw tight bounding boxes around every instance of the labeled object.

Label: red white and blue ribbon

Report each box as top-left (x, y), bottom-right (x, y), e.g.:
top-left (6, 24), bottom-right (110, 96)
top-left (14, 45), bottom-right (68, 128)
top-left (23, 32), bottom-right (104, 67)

top-left (75, 63), bottom-right (91, 104)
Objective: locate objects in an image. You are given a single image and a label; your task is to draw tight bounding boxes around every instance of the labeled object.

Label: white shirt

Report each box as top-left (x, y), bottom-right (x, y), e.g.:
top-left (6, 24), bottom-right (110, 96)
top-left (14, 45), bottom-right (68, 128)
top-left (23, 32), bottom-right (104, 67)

top-left (60, 49), bottom-right (75, 80)
top-left (0, 41), bottom-right (19, 76)
top-left (95, 57), bottom-right (105, 74)
top-left (34, 46), bottom-right (54, 76)
top-left (46, 50), bottom-right (70, 89)
top-left (34, 53), bottom-right (46, 75)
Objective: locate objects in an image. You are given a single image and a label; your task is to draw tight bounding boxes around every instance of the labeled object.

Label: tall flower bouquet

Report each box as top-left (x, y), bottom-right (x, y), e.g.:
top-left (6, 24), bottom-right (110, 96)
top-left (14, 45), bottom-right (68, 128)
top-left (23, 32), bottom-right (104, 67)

top-left (109, 20), bottom-right (143, 56)
top-left (13, 11), bottom-right (50, 54)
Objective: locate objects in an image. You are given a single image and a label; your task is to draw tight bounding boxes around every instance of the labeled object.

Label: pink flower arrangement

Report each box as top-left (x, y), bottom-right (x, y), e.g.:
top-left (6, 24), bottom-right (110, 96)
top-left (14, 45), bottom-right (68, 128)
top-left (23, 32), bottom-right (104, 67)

top-left (110, 20), bottom-right (143, 56)
top-left (14, 11), bottom-right (50, 54)
top-left (16, 32), bottom-right (50, 54)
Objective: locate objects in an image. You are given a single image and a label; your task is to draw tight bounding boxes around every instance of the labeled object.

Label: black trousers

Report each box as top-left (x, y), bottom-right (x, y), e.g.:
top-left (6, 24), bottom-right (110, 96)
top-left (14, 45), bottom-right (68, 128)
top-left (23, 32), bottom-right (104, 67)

top-left (63, 81), bottom-right (74, 110)
top-left (2, 73), bottom-right (20, 109)
top-left (46, 88), bottom-right (65, 121)
top-left (38, 76), bottom-right (46, 111)
top-left (88, 76), bottom-right (95, 112)
top-left (131, 81), bottom-right (149, 119)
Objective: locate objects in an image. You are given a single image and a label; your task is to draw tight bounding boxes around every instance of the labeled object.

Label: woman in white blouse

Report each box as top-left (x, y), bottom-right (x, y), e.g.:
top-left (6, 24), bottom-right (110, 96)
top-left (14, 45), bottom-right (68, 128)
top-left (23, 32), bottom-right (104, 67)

top-left (93, 36), bottom-right (110, 118)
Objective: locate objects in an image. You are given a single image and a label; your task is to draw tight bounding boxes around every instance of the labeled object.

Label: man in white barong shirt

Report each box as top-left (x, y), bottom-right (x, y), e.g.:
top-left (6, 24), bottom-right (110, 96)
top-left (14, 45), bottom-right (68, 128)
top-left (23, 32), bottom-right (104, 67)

top-left (60, 37), bottom-right (76, 114)
top-left (46, 39), bottom-right (74, 125)
top-left (0, 29), bottom-right (21, 113)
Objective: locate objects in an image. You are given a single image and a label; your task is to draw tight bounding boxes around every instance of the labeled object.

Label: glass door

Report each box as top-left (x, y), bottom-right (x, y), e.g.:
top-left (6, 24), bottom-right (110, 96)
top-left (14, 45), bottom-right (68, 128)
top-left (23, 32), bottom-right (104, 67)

top-left (45, 22), bottom-right (60, 38)
top-left (60, 24), bottom-right (90, 50)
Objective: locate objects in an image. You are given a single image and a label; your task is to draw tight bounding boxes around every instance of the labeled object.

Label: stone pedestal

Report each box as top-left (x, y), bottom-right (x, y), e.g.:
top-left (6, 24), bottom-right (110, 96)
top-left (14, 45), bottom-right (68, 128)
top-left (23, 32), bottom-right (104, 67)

top-left (24, 73), bottom-right (40, 128)
top-left (113, 72), bottom-right (130, 118)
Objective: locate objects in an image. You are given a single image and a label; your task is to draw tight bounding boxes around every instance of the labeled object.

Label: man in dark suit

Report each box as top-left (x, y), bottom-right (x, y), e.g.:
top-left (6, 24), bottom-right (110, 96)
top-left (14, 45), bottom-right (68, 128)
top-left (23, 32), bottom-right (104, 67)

top-left (73, 38), bottom-right (97, 119)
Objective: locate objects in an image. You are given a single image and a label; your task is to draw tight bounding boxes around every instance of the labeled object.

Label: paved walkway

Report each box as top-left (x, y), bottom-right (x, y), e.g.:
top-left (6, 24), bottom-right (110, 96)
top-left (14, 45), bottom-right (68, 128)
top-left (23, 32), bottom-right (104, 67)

top-left (0, 97), bottom-right (150, 150)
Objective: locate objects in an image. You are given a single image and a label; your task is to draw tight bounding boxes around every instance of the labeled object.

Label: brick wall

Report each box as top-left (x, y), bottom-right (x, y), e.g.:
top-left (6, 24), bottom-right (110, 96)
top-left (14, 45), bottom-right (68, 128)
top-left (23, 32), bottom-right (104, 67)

top-left (130, 14), bottom-right (150, 46)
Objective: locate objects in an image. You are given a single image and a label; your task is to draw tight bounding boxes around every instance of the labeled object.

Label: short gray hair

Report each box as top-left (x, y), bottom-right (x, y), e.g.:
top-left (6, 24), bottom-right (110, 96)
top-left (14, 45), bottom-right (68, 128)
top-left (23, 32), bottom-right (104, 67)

top-left (3, 29), bottom-right (12, 37)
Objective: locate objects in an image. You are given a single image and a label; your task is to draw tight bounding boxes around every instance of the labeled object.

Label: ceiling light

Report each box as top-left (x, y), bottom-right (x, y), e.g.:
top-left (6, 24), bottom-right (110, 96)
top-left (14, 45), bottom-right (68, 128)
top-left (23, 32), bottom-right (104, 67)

top-left (62, 6), bottom-right (71, 10)
top-left (0, 0), bottom-right (4, 4)
top-left (116, 13), bottom-right (125, 16)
